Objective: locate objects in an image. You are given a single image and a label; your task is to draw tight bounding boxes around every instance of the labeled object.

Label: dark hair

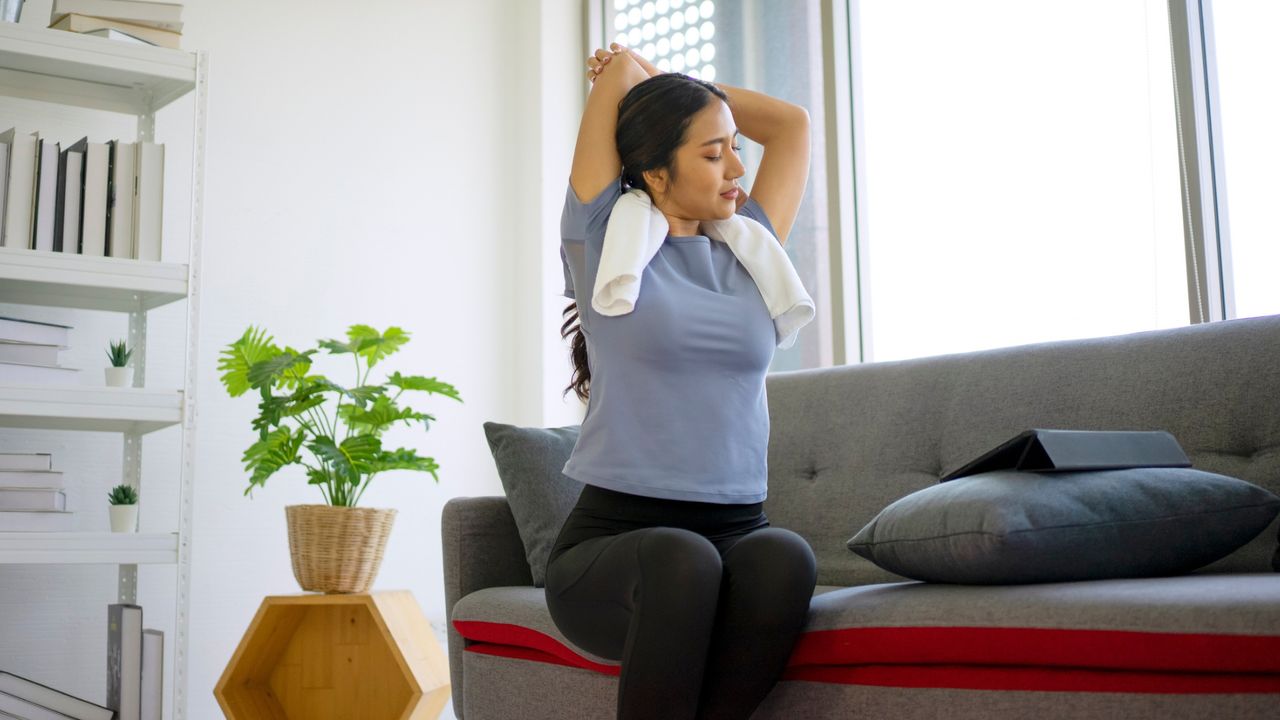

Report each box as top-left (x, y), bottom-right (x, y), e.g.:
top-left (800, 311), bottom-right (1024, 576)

top-left (562, 73), bottom-right (728, 403)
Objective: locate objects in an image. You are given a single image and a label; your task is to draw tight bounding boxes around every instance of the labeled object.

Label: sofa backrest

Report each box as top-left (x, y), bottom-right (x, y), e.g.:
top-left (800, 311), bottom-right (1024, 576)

top-left (762, 314), bottom-right (1280, 587)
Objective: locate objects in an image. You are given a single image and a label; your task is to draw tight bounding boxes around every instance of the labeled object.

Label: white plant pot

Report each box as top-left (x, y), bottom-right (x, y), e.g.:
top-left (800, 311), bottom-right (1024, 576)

top-left (109, 504), bottom-right (138, 533)
top-left (105, 366), bottom-right (133, 387)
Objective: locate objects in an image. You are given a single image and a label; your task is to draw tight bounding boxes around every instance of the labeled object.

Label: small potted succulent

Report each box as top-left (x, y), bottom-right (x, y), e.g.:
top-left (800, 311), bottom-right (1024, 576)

top-left (104, 339), bottom-right (133, 387)
top-left (108, 483), bottom-right (139, 533)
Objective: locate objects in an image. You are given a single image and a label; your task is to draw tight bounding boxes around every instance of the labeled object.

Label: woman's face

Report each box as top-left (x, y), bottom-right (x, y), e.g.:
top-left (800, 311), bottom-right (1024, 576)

top-left (646, 99), bottom-right (745, 227)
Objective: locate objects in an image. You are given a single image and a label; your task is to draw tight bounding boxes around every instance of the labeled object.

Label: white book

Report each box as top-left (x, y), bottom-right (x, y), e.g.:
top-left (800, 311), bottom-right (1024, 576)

top-left (140, 629), bottom-right (163, 720)
top-left (134, 142), bottom-right (163, 261)
top-left (0, 510), bottom-right (74, 531)
top-left (0, 360), bottom-right (81, 385)
top-left (0, 142), bottom-right (9, 245)
top-left (59, 138), bottom-right (87, 254)
top-left (0, 690), bottom-right (77, 720)
top-left (107, 603), bottom-right (143, 720)
top-left (0, 488), bottom-right (66, 511)
top-left (2, 127), bottom-right (38, 249)
top-left (108, 140), bottom-right (136, 259)
top-left (0, 453), bottom-right (52, 471)
top-left (0, 470), bottom-right (66, 489)
top-left (33, 138), bottom-right (60, 252)
top-left (0, 671), bottom-right (113, 720)
top-left (80, 141), bottom-right (109, 257)
top-left (52, 1), bottom-right (183, 32)
top-left (0, 316), bottom-right (72, 346)
top-left (0, 340), bottom-right (61, 365)
top-left (84, 27), bottom-right (151, 44)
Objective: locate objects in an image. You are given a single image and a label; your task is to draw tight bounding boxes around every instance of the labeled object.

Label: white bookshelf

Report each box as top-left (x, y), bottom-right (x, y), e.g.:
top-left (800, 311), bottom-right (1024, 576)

top-left (0, 18), bottom-right (207, 720)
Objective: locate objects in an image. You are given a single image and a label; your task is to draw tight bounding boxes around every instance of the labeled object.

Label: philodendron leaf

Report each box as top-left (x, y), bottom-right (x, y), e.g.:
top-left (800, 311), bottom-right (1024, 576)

top-left (309, 434), bottom-right (381, 485)
top-left (387, 372), bottom-right (463, 402)
top-left (241, 427), bottom-right (305, 496)
top-left (218, 326), bottom-right (280, 397)
top-left (246, 348), bottom-right (316, 391)
top-left (338, 396), bottom-right (427, 436)
top-left (312, 378), bottom-right (386, 408)
top-left (348, 324), bottom-right (409, 369)
top-left (369, 448), bottom-right (441, 482)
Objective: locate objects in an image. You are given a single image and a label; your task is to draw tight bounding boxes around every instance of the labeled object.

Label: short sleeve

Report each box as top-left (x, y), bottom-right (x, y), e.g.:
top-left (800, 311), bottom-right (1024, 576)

top-left (561, 174), bottom-right (625, 242)
top-left (736, 194), bottom-right (780, 242)
top-left (560, 244), bottom-right (576, 299)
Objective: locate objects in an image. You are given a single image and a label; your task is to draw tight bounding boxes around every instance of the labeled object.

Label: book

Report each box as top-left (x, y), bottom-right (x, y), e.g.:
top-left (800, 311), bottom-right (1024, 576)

top-left (0, 453), bottom-right (52, 472)
top-left (0, 141), bottom-right (8, 246)
top-left (0, 488), bottom-right (66, 511)
top-left (107, 604), bottom-right (142, 720)
top-left (0, 470), bottom-right (66, 489)
top-left (78, 139), bottom-right (109, 257)
top-left (0, 317), bottom-right (72, 347)
top-left (939, 428), bottom-right (1193, 483)
top-left (0, 670), bottom-right (114, 720)
top-left (49, 14), bottom-right (182, 49)
top-left (0, 690), bottom-right (77, 720)
top-left (0, 360), bottom-right (80, 386)
top-left (0, 510), bottom-right (74, 531)
top-left (32, 138), bottom-right (60, 252)
top-left (106, 140), bottom-right (135, 259)
top-left (51, 0), bottom-right (184, 31)
top-left (0, 341), bottom-right (61, 366)
top-left (1, 127), bottom-right (37, 250)
top-left (140, 630), bottom-right (162, 720)
top-left (134, 142), bottom-right (163, 261)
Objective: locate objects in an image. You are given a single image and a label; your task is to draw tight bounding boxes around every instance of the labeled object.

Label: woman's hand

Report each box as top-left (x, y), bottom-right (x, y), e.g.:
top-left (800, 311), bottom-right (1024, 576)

top-left (588, 43), bottom-right (661, 85)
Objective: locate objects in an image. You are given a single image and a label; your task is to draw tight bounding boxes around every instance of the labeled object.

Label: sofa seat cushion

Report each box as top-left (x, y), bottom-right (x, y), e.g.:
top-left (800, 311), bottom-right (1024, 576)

top-left (452, 575), bottom-right (1280, 693)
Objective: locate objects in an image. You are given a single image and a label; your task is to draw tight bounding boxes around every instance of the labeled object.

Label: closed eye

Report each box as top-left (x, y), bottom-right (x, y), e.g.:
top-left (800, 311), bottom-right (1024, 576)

top-left (709, 144), bottom-right (743, 161)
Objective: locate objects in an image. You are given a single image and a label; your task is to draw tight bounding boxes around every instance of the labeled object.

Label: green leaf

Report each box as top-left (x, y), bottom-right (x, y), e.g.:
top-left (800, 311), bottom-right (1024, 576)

top-left (241, 427), bottom-right (305, 496)
top-left (338, 396), bottom-right (426, 436)
top-left (218, 326), bottom-right (281, 397)
top-left (350, 325), bottom-right (410, 369)
top-left (312, 378), bottom-right (386, 408)
top-left (387, 372), bottom-right (462, 402)
top-left (308, 434), bottom-right (381, 485)
top-left (368, 448), bottom-right (441, 482)
top-left (246, 348), bottom-right (316, 392)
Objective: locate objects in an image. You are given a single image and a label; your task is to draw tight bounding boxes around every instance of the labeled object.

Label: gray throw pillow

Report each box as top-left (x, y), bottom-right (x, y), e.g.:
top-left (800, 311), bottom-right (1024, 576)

top-left (482, 421), bottom-right (584, 587)
top-left (847, 467), bottom-right (1280, 584)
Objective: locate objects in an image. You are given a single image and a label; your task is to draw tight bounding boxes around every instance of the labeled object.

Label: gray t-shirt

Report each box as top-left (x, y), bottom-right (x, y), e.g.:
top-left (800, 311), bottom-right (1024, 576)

top-left (558, 174), bottom-right (780, 503)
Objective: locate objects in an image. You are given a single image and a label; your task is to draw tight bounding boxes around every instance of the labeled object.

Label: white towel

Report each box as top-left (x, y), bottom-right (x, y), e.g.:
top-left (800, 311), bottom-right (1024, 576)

top-left (592, 188), bottom-right (816, 349)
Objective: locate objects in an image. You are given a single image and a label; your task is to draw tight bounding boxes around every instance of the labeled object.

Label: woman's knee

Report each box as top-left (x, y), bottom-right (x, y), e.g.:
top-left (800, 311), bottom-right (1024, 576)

top-left (727, 527), bottom-right (817, 588)
top-left (636, 526), bottom-right (722, 588)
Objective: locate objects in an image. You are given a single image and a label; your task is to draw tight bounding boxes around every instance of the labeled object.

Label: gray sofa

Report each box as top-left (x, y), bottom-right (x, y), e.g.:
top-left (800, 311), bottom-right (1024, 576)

top-left (442, 314), bottom-right (1280, 719)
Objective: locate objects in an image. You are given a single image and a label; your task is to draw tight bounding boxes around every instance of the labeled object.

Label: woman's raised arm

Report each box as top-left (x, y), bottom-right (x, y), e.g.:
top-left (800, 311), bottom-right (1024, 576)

top-left (570, 45), bottom-right (650, 204)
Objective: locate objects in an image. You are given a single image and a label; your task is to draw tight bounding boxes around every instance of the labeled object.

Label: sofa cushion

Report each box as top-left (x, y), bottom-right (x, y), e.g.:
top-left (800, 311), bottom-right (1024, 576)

top-left (452, 575), bottom-right (1280, 693)
top-left (481, 421), bottom-right (584, 587)
top-left (846, 467), bottom-right (1280, 584)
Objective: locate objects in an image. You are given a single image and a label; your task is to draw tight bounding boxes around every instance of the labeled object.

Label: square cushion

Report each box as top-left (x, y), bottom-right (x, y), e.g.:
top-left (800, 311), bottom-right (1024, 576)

top-left (482, 421), bottom-right (583, 587)
top-left (847, 467), bottom-right (1280, 584)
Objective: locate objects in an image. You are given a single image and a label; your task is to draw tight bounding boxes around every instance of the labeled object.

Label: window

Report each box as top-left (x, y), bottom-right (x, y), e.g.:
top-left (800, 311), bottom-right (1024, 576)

top-left (1207, 1), bottom-right (1280, 320)
top-left (854, 0), bottom-right (1187, 362)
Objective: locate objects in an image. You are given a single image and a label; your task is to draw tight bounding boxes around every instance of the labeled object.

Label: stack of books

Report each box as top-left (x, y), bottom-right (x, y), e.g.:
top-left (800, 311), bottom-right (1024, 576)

top-left (0, 452), bottom-right (73, 532)
top-left (0, 670), bottom-right (113, 720)
top-left (0, 316), bottom-right (77, 387)
top-left (47, 0), bottom-right (184, 49)
top-left (1, 127), bottom-right (165, 260)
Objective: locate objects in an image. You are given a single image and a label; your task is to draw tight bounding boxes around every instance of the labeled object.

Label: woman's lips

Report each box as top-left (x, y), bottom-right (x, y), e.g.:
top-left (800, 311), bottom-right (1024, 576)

top-left (720, 189), bottom-right (739, 199)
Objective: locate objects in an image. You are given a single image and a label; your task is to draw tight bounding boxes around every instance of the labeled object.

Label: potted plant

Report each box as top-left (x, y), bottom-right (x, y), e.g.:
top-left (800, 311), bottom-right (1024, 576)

top-left (217, 324), bottom-right (462, 593)
top-left (104, 339), bottom-right (133, 387)
top-left (108, 483), bottom-right (139, 533)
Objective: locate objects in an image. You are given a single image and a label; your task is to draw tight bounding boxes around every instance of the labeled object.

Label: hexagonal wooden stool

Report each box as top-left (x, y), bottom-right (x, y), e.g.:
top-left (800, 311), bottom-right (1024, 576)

top-left (215, 590), bottom-right (450, 719)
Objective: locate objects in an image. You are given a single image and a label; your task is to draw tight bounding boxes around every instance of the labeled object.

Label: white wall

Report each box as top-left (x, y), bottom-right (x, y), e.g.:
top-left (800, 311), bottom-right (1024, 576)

top-left (0, 1), bottom-right (587, 718)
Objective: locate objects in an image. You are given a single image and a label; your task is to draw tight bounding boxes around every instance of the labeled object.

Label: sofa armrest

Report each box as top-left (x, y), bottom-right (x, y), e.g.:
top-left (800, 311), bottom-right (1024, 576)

top-left (441, 495), bottom-right (533, 718)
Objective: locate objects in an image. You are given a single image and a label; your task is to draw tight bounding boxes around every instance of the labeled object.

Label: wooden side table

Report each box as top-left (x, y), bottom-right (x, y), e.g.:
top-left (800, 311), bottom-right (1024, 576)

top-left (214, 590), bottom-right (451, 719)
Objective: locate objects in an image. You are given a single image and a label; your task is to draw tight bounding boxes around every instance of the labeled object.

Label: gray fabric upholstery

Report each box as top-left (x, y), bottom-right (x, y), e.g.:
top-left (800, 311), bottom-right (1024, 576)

top-left (761, 314), bottom-right (1280, 587)
top-left (480, 421), bottom-right (583, 587)
top-left (847, 467), bottom-right (1280, 584)
top-left (441, 313), bottom-right (1280, 718)
top-left (462, 649), bottom-right (1280, 720)
top-left (453, 574), bottom-right (1280, 655)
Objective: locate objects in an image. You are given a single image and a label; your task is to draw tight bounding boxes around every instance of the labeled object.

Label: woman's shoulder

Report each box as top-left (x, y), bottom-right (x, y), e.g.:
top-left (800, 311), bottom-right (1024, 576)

top-left (563, 173), bottom-right (625, 242)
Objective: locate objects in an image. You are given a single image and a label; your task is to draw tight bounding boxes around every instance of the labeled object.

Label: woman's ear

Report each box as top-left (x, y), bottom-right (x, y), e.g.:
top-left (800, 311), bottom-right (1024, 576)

top-left (642, 168), bottom-right (669, 200)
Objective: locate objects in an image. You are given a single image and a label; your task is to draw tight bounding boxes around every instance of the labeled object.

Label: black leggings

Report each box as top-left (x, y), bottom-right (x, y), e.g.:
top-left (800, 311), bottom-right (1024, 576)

top-left (544, 482), bottom-right (818, 720)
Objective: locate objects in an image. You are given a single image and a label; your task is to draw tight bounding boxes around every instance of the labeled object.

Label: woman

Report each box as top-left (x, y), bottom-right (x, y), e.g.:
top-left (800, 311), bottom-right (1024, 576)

top-left (546, 42), bottom-right (817, 720)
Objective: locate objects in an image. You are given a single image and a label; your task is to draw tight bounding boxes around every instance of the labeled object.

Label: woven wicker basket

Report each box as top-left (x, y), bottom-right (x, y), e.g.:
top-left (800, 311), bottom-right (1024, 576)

top-left (285, 504), bottom-right (397, 593)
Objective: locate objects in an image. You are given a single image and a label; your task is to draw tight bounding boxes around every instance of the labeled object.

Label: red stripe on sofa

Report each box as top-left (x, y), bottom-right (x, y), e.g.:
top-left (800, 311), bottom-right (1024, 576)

top-left (782, 664), bottom-right (1280, 694)
top-left (454, 620), bottom-right (622, 675)
top-left (789, 627), bottom-right (1280, 673)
